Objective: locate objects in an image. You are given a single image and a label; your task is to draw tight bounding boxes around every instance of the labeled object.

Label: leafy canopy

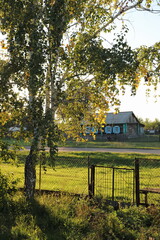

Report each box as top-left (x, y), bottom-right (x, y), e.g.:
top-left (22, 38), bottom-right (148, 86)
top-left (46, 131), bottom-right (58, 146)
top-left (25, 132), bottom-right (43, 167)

top-left (0, 0), bottom-right (160, 144)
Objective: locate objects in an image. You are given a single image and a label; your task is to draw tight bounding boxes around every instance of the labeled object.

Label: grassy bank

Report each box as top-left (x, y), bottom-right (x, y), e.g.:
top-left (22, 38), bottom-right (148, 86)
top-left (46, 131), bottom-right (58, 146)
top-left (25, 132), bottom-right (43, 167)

top-left (1, 192), bottom-right (160, 240)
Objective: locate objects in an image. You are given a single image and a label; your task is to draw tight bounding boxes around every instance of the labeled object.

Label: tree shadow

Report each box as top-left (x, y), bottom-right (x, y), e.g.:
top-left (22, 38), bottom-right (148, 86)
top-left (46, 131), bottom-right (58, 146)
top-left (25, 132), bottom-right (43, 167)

top-left (28, 198), bottom-right (66, 240)
top-left (0, 198), bottom-right (29, 240)
top-left (0, 196), bottom-right (66, 240)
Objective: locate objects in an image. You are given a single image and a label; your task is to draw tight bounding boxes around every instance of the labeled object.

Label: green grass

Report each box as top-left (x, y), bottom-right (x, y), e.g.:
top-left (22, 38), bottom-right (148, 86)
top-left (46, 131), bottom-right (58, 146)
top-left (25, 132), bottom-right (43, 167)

top-left (1, 151), bottom-right (160, 205)
top-left (1, 192), bottom-right (160, 240)
top-left (59, 135), bottom-right (160, 149)
top-left (61, 140), bottom-right (160, 149)
top-left (3, 135), bottom-right (160, 149)
top-left (0, 163), bottom-right (160, 239)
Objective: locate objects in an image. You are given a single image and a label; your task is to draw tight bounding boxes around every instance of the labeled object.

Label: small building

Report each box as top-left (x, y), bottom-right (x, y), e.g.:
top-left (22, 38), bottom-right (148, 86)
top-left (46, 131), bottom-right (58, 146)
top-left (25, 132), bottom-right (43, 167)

top-left (103, 111), bottom-right (144, 139)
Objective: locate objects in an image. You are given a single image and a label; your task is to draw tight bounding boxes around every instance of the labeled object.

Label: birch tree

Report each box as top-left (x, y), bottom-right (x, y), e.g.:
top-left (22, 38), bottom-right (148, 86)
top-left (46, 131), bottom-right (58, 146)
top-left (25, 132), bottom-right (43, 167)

top-left (0, 0), bottom-right (159, 199)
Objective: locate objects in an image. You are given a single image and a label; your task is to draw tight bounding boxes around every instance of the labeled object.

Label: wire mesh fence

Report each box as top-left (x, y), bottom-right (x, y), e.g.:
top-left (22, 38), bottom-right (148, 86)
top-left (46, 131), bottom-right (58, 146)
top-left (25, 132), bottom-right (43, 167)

top-left (89, 165), bottom-right (135, 203)
top-left (1, 154), bottom-right (160, 206)
top-left (37, 157), bottom-right (89, 195)
top-left (88, 158), bottom-right (160, 206)
top-left (135, 158), bottom-right (160, 206)
top-left (1, 156), bottom-right (89, 195)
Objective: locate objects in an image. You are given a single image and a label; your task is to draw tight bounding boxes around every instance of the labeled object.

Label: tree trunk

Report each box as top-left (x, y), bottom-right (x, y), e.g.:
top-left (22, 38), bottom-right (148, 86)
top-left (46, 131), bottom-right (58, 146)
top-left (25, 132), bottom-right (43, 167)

top-left (24, 149), bottom-right (36, 199)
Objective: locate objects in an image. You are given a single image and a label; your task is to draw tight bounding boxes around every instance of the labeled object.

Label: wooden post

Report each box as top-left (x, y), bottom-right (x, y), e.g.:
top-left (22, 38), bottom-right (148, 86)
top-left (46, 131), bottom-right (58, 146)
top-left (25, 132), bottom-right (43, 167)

top-left (135, 158), bottom-right (140, 206)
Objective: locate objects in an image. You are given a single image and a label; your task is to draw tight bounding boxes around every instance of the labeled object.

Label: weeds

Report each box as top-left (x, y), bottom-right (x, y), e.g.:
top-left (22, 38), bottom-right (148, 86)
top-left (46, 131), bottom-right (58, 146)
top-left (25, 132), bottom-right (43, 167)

top-left (0, 185), bottom-right (160, 240)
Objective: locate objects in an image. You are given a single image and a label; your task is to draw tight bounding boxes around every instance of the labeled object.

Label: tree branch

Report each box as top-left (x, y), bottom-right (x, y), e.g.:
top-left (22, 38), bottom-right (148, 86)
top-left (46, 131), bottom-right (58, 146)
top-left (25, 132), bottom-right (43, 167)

top-left (90, 0), bottom-right (143, 40)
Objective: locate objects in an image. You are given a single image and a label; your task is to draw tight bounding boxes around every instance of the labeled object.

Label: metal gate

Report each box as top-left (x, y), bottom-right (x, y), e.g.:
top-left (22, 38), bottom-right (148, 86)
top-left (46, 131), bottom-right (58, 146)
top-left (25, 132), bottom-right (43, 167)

top-left (88, 165), bottom-right (135, 203)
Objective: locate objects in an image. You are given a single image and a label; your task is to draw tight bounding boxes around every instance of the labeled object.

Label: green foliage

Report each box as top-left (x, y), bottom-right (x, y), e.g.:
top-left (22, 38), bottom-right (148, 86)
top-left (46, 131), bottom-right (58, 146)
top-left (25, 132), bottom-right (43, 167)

top-left (1, 0), bottom-right (159, 143)
top-left (1, 193), bottom-right (160, 239)
top-left (60, 136), bottom-right (160, 147)
top-left (117, 206), bottom-right (152, 230)
top-left (142, 118), bottom-right (160, 132)
top-left (0, 170), bottom-right (18, 211)
top-left (0, 0), bottom-right (159, 198)
top-left (137, 42), bottom-right (160, 89)
top-left (0, 139), bottom-right (23, 163)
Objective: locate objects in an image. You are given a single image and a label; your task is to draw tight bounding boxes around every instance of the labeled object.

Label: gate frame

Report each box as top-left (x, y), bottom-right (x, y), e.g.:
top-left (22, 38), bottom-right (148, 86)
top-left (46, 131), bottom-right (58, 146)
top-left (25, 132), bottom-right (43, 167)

top-left (88, 164), bottom-right (135, 202)
top-left (135, 158), bottom-right (140, 206)
top-left (88, 165), bottom-right (95, 197)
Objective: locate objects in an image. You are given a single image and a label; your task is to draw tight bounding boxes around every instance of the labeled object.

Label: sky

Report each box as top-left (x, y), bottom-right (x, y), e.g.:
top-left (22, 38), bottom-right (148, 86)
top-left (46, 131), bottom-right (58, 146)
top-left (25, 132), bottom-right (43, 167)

top-left (115, 8), bottom-right (160, 121)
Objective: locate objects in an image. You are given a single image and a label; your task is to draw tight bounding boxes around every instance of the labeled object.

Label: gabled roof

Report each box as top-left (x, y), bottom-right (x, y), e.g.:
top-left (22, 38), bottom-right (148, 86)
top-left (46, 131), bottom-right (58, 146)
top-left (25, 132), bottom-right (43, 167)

top-left (106, 111), bottom-right (142, 125)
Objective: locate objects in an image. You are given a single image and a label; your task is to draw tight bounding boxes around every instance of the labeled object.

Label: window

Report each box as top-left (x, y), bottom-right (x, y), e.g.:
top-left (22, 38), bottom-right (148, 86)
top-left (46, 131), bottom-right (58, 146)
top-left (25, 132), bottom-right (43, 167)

top-left (113, 126), bottom-right (120, 134)
top-left (105, 126), bottom-right (112, 134)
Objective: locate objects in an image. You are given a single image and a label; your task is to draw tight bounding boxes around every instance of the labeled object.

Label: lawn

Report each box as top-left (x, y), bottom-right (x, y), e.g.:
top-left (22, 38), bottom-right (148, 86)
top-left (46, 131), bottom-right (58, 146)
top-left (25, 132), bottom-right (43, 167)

top-left (3, 134), bottom-right (160, 149)
top-left (1, 151), bottom-right (160, 205)
top-left (59, 137), bottom-right (160, 149)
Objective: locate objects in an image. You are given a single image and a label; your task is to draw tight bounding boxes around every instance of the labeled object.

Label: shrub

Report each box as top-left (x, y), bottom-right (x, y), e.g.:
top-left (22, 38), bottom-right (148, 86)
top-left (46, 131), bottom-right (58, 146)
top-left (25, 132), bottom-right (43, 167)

top-left (0, 170), bottom-right (18, 207)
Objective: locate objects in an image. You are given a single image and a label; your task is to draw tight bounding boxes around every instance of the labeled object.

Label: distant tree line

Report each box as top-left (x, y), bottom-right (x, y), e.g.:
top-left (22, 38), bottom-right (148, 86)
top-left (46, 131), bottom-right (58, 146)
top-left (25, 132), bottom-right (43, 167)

top-left (139, 118), bottom-right (160, 134)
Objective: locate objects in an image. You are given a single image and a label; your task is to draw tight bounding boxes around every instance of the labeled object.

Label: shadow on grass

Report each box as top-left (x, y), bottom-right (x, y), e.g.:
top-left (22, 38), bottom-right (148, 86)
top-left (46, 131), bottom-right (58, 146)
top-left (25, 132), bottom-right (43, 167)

top-left (55, 152), bottom-right (136, 168)
top-left (29, 198), bottom-right (66, 240)
top-left (0, 198), bottom-right (28, 240)
top-left (0, 196), bottom-right (66, 240)
top-left (16, 150), bottom-right (160, 169)
top-left (56, 152), bottom-right (160, 169)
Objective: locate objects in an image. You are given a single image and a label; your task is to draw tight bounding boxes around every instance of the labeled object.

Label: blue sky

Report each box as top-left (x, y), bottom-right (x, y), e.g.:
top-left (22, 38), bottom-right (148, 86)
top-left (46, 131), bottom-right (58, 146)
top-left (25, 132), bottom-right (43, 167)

top-left (117, 8), bottom-right (160, 120)
top-left (126, 8), bottom-right (160, 48)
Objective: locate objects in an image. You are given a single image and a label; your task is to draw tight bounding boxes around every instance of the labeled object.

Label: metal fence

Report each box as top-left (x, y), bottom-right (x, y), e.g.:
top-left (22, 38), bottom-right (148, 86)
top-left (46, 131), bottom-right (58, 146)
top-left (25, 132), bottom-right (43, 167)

top-left (88, 158), bottom-right (160, 206)
top-left (88, 165), bottom-right (135, 203)
top-left (135, 158), bottom-right (160, 206)
top-left (1, 155), bottom-right (160, 206)
top-left (37, 157), bottom-right (89, 195)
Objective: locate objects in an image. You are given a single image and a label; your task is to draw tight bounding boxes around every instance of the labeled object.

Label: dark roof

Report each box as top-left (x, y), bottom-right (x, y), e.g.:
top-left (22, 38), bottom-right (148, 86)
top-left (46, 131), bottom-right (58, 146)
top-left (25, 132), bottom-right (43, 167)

top-left (106, 111), bottom-right (142, 125)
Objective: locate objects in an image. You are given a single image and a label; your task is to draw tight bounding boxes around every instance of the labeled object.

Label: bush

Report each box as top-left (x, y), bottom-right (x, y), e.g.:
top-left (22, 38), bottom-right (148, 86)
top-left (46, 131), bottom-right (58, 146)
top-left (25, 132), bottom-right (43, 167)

top-left (0, 170), bottom-right (18, 209)
top-left (0, 192), bottom-right (160, 240)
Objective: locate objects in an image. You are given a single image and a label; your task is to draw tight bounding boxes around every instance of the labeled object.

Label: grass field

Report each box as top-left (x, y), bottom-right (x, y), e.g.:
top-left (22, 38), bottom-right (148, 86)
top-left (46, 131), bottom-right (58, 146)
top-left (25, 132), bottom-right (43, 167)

top-left (60, 141), bottom-right (160, 149)
top-left (1, 151), bottom-right (160, 205)
top-left (3, 135), bottom-right (160, 149)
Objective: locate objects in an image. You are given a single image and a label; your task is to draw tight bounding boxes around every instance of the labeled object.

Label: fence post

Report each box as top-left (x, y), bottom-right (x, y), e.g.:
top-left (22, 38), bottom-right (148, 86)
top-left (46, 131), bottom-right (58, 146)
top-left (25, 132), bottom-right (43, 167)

top-left (88, 156), bottom-right (90, 196)
top-left (112, 168), bottom-right (115, 201)
top-left (88, 165), bottom-right (95, 197)
top-left (135, 158), bottom-right (140, 206)
top-left (39, 159), bottom-right (42, 192)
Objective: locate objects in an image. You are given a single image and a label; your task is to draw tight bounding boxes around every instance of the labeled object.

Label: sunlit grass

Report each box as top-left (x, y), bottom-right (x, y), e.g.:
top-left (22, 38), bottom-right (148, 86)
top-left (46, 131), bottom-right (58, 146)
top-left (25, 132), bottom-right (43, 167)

top-left (3, 135), bottom-right (160, 149)
top-left (1, 151), bottom-right (160, 205)
top-left (59, 135), bottom-right (160, 149)
top-left (1, 192), bottom-right (160, 240)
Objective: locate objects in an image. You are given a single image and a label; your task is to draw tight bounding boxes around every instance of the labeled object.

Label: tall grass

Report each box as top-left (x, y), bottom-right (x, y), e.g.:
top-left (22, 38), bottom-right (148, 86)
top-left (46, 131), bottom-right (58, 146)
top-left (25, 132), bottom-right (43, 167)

top-left (1, 189), bottom-right (160, 240)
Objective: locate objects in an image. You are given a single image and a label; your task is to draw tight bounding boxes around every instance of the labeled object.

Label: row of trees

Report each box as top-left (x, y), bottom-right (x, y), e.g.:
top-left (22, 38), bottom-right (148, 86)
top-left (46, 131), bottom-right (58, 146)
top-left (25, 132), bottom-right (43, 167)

top-left (0, 0), bottom-right (160, 199)
top-left (141, 118), bottom-right (160, 133)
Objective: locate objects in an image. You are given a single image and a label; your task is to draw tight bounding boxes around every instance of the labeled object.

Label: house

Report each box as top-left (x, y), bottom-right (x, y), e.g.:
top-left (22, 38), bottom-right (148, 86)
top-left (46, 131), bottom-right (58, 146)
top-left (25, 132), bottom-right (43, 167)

top-left (97, 111), bottom-right (144, 140)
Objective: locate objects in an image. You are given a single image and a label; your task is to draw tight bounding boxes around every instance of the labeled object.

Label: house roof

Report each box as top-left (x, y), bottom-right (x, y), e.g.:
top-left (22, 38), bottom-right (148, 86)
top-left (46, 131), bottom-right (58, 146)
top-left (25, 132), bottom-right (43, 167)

top-left (106, 111), bottom-right (143, 125)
